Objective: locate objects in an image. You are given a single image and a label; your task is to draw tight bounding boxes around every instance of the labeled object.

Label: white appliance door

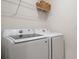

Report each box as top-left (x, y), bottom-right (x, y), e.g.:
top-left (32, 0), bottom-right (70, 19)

top-left (52, 36), bottom-right (64, 59)
top-left (9, 38), bottom-right (49, 59)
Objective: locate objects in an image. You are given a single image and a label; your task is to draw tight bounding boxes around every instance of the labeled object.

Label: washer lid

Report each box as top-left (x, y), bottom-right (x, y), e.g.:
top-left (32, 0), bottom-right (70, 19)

top-left (8, 33), bottom-right (48, 44)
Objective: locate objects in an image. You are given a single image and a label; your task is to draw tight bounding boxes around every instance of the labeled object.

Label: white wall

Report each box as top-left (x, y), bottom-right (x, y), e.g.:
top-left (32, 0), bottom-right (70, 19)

top-left (46, 0), bottom-right (77, 59)
top-left (1, 16), bottom-right (47, 29)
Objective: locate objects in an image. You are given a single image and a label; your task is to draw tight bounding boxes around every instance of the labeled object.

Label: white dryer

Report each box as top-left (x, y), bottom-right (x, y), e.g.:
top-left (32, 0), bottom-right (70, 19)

top-left (35, 28), bottom-right (65, 59)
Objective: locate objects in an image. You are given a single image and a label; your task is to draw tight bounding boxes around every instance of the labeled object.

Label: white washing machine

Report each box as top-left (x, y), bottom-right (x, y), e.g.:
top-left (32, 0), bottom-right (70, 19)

top-left (2, 28), bottom-right (64, 59)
